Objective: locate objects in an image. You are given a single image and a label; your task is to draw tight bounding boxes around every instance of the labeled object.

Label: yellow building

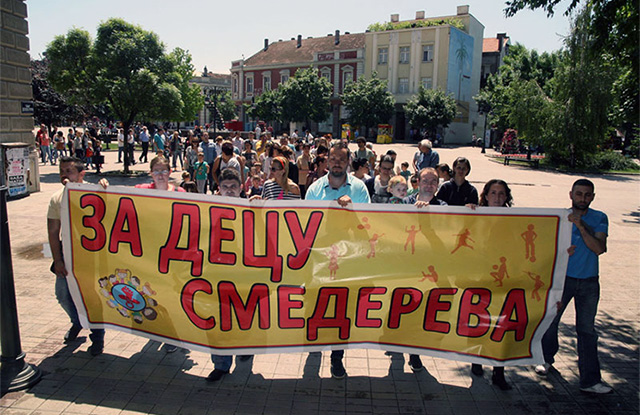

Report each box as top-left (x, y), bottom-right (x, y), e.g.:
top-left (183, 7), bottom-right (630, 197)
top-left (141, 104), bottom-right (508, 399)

top-left (364, 6), bottom-right (484, 144)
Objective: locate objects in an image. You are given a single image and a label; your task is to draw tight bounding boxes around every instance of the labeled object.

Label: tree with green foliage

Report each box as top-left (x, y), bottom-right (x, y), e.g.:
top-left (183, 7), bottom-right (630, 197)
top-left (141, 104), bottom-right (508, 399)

top-left (31, 59), bottom-right (87, 130)
top-left (248, 88), bottom-right (282, 124)
top-left (341, 73), bottom-right (395, 139)
top-left (545, 6), bottom-right (617, 167)
top-left (505, 0), bottom-right (638, 139)
top-left (404, 87), bottom-right (457, 139)
top-left (45, 18), bottom-right (203, 172)
top-left (279, 67), bottom-right (332, 126)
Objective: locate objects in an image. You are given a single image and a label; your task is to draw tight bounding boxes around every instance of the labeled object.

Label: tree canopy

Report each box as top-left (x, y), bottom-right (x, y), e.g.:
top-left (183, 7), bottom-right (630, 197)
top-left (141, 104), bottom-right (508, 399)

top-left (279, 67), bottom-right (332, 124)
top-left (45, 18), bottom-right (203, 171)
top-left (341, 73), bottom-right (395, 138)
top-left (404, 87), bottom-right (457, 139)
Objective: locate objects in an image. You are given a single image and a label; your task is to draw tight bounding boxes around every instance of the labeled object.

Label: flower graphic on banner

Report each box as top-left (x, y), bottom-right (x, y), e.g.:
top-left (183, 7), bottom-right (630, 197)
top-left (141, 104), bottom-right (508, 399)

top-left (98, 268), bottom-right (158, 324)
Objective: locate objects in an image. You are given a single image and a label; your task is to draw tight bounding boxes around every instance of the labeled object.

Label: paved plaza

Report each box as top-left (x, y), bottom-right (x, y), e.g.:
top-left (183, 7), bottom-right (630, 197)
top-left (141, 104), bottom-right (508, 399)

top-left (1, 142), bottom-right (638, 415)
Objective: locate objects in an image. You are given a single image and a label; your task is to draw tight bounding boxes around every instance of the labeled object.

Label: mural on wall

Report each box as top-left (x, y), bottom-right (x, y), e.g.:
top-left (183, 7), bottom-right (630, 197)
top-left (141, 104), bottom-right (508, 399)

top-left (446, 27), bottom-right (474, 123)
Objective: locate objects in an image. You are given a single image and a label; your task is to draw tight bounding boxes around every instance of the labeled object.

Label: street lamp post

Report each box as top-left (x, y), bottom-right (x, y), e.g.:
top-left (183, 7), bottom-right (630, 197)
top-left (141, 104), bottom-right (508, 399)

top-left (204, 87), bottom-right (225, 135)
top-left (0, 181), bottom-right (42, 395)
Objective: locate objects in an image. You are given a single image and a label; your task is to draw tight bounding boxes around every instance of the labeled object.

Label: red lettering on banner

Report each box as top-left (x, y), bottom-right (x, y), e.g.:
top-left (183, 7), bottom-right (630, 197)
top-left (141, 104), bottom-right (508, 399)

top-left (181, 278), bottom-right (215, 329)
top-left (158, 203), bottom-right (204, 276)
top-left (356, 287), bottom-right (387, 328)
top-left (108, 197), bottom-right (142, 256)
top-left (307, 287), bottom-right (350, 340)
top-left (209, 207), bottom-right (236, 265)
top-left (218, 282), bottom-right (270, 331)
top-left (284, 211), bottom-right (323, 270)
top-left (388, 288), bottom-right (423, 329)
top-left (277, 286), bottom-right (306, 329)
top-left (457, 288), bottom-right (492, 337)
top-left (80, 194), bottom-right (107, 251)
top-left (424, 288), bottom-right (457, 333)
top-left (242, 210), bottom-right (283, 282)
top-left (491, 289), bottom-right (528, 342)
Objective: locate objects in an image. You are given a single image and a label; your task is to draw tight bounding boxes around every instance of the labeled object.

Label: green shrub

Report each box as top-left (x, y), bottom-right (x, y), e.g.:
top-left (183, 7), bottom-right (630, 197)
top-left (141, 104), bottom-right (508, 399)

top-left (585, 150), bottom-right (640, 171)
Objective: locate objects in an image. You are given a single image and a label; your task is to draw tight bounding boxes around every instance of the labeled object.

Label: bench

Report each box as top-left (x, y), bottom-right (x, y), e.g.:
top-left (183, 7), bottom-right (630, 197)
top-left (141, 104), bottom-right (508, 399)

top-left (502, 154), bottom-right (545, 168)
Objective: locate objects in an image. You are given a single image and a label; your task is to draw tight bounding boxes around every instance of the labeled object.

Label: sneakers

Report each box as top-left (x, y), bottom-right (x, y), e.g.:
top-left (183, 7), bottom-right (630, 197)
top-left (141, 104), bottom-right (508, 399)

top-left (534, 363), bottom-right (551, 375)
top-left (64, 325), bottom-right (82, 343)
top-left (471, 363), bottom-right (484, 376)
top-left (206, 369), bottom-right (229, 382)
top-left (408, 354), bottom-right (424, 372)
top-left (88, 341), bottom-right (104, 356)
top-left (330, 358), bottom-right (346, 379)
top-left (580, 382), bottom-right (613, 394)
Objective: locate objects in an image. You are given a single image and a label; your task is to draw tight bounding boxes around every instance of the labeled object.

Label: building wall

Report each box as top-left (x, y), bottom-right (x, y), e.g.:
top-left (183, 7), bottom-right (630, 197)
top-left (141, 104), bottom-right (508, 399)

top-left (364, 9), bottom-right (484, 143)
top-left (0, 0), bottom-right (33, 145)
top-left (0, 0), bottom-right (39, 192)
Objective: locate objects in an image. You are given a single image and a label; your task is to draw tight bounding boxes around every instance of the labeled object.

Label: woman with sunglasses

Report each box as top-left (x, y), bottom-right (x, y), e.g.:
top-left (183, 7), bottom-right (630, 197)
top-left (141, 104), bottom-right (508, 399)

top-left (254, 156), bottom-right (300, 200)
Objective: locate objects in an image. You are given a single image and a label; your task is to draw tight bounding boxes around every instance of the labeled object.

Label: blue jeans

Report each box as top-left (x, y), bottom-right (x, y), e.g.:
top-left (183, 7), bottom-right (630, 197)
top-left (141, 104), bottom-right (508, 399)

top-left (541, 276), bottom-right (601, 388)
top-left (40, 145), bottom-right (51, 163)
top-left (55, 276), bottom-right (105, 344)
top-left (211, 355), bottom-right (232, 371)
top-left (117, 147), bottom-right (124, 162)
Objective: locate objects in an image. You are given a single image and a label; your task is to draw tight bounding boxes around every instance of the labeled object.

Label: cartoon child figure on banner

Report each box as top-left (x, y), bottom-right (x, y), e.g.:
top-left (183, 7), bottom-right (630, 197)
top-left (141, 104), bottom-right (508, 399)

top-left (367, 233), bottom-right (384, 259)
top-left (404, 225), bottom-right (422, 254)
top-left (326, 244), bottom-right (343, 280)
top-left (420, 265), bottom-right (439, 282)
top-left (490, 257), bottom-right (510, 287)
top-left (452, 228), bottom-right (474, 254)
top-left (525, 271), bottom-right (545, 301)
top-left (521, 224), bottom-right (537, 262)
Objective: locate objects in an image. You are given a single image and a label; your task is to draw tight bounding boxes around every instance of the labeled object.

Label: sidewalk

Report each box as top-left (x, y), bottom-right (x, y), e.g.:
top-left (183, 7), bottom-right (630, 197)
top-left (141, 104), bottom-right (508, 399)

top-left (1, 144), bottom-right (638, 415)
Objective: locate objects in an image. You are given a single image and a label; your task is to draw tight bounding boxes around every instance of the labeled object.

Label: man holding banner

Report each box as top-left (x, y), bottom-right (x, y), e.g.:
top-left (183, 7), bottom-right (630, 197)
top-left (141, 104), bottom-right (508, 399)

top-left (47, 156), bottom-right (105, 356)
top-left (306, 142), bottom-right (370, 378)
top-left (536, 179), bottom-right (612, 394)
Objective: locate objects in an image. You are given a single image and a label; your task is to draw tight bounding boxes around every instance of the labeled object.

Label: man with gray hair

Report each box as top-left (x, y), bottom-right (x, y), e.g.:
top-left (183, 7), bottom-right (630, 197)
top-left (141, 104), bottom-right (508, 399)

top-left (413, 139), bottom-right (440, 171)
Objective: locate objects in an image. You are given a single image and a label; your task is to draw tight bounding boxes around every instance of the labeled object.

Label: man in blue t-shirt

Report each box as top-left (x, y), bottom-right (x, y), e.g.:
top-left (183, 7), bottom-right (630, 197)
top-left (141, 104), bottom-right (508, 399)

top-left (305, 142), bottom-right (369, 379)
top-left (535, 179), bottom-right (612, 394)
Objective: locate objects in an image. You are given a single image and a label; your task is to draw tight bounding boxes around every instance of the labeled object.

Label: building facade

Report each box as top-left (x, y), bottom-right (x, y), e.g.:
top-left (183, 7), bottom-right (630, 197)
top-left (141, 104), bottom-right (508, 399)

top-left (364, 6), bottom-right (484, 143)
top-left (230, 5), bottom-right (484, 143)
top-left (481, 33), bottom-right (510, 88)
top-left (189, 70), bottom-right (231, 128)
top-left (230, 31), bottom-right (365, 137)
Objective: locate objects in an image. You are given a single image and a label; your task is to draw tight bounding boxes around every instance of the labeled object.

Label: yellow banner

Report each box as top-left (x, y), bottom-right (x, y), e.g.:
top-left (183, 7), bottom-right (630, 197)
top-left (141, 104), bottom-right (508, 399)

top-left (62, 183), bottom-right (571, 365)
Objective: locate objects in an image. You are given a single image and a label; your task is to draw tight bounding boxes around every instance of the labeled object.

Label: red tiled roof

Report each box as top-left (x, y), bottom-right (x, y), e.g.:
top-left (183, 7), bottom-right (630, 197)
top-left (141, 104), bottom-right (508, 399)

top-left (483, 37), bottom-right (509, 53)
top-left (243, 33), bottom-right (365, 67)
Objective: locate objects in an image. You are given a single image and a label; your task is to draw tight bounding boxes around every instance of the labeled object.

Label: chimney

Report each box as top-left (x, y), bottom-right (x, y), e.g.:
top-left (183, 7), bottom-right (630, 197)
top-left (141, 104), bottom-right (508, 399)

top-left (416, 11), bottom-right (425, 20)
top-left (297, 34), bottom-right (302, 48)
top-left (497, 33), bottom-right (507, 53)
top-left (390, 13), bottom-right (399, 23)
top-left (264, 39), bottom-right (269, 52)
top-left (457, 5), bottom-right (469, 15)
top-left (335, 30), bottom-right (340, 45)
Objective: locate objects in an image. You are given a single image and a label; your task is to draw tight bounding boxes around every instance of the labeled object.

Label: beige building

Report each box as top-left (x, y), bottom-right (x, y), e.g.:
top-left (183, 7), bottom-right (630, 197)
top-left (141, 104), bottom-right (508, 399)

top-left (364, 5), bottom-right (484, 143)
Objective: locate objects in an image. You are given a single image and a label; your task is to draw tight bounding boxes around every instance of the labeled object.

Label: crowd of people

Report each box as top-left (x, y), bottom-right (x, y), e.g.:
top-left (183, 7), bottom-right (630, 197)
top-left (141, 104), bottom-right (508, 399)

top-left (45, 129), bottom-right (612, 394)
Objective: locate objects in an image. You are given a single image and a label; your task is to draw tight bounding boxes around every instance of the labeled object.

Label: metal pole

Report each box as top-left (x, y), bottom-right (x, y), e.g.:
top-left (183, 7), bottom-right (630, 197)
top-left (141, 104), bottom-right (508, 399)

top-left (0, 185), bottom-right (42, 395)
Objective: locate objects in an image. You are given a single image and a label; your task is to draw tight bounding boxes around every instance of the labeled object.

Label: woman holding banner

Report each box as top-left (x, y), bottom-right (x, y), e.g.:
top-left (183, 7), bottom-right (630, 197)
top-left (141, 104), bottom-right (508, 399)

top-left (467, 179), bottom-right (514, 390)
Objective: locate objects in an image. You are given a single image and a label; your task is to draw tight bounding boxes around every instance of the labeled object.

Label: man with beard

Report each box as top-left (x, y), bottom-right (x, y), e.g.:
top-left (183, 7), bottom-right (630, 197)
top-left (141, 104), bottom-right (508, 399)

top-left (305, 142), bottom-right (369, 378)
top-left (535, 179), bottom-right (612, 394)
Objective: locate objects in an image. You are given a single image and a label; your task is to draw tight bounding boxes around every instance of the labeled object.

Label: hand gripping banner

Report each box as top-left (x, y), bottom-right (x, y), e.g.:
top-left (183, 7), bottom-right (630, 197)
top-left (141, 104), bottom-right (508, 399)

top-left (61, 183), bottom-right (571, 366)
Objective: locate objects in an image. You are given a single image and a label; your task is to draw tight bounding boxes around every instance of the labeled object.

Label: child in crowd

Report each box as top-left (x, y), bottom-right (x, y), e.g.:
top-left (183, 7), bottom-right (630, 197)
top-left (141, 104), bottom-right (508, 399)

top-left (387, 175), bottom-right (408, 204)
top-left (247, 175), bottom-right (263, 198)
top-left (193, 152), bottom-right (209, 194)
top-left (398, 162), bottom-right (412, 182)
top-left (436, 163), bottom-right (452, 188)
top-left (407, 174), bottom-right (419, 196)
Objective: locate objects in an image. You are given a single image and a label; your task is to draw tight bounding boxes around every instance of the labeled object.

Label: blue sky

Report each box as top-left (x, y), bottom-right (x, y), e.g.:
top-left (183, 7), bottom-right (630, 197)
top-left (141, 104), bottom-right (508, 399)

top-left (27, 0), bottom-right (572, 74)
